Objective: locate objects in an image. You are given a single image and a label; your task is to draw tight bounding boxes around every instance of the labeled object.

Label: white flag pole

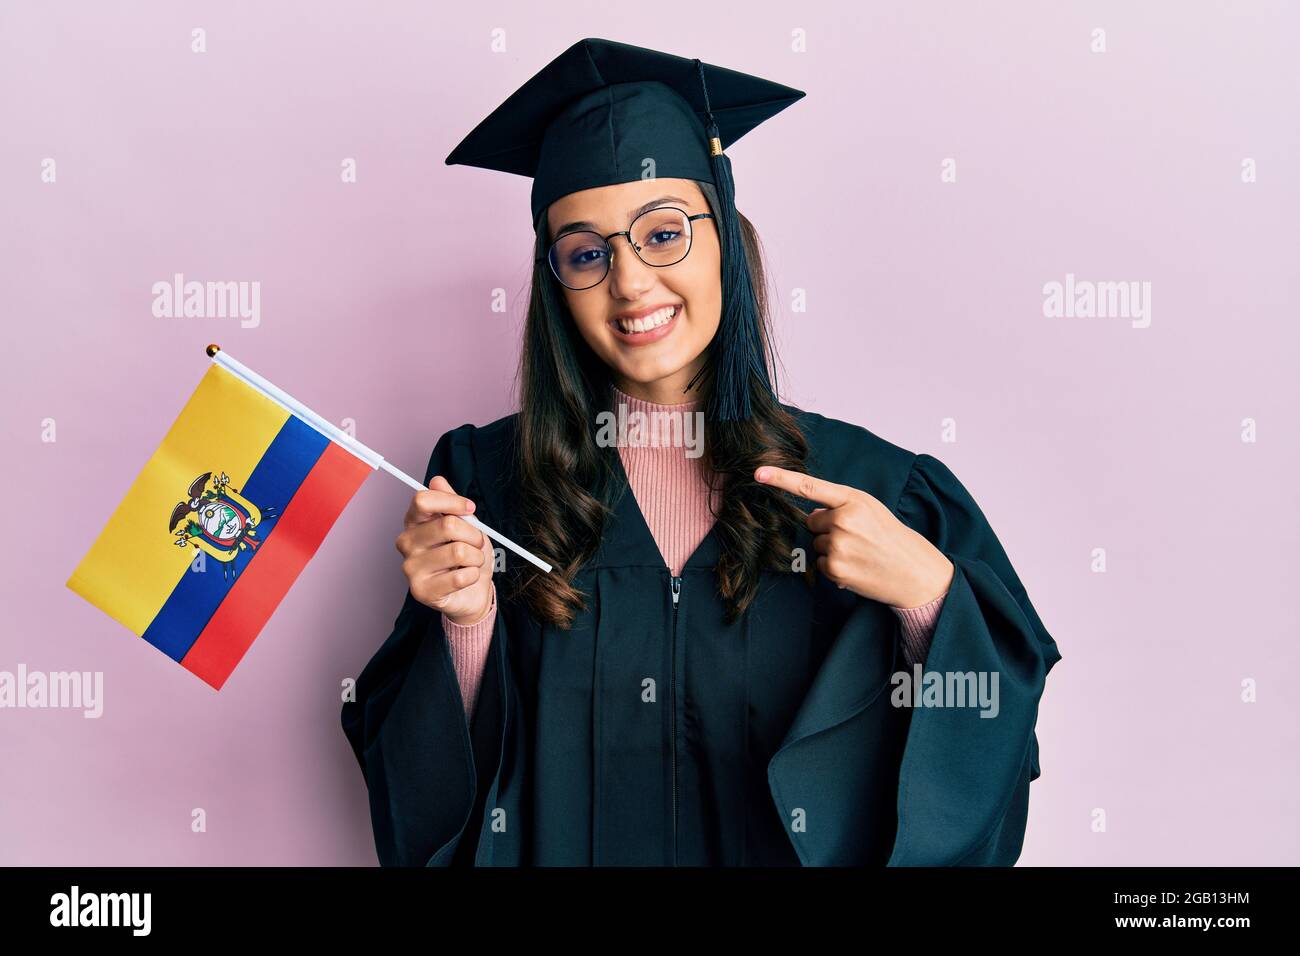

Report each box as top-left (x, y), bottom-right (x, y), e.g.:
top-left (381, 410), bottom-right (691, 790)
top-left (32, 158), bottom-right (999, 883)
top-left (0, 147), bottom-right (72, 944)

top-left (206, 344), bottom-right (553, 574)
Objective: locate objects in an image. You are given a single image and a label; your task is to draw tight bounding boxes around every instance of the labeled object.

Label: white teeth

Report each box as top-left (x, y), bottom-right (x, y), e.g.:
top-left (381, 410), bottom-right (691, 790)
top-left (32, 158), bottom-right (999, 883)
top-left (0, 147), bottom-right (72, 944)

top-left (616, 305), bottom-right (677, 334)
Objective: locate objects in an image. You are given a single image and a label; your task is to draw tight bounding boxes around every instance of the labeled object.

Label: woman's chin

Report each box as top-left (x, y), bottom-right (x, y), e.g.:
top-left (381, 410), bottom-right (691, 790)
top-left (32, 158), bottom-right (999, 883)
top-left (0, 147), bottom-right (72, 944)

top-left (612, 355), bottom-right (688, 388)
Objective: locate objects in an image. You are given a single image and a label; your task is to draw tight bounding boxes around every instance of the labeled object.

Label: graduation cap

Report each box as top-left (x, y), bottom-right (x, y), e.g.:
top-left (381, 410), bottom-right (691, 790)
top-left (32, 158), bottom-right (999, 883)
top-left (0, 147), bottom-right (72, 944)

top-left (444, 37), bottom-right (806, 421)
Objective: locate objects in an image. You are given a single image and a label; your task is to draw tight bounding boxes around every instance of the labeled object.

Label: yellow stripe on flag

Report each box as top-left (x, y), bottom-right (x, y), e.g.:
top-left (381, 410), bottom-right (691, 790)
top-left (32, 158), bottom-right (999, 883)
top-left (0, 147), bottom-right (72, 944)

top-left (67, 363), bottom-right (291, 636)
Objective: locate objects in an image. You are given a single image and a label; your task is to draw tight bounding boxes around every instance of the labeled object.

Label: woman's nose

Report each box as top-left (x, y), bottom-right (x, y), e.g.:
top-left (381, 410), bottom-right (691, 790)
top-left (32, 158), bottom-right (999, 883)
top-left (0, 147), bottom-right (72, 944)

top-left (606, 239), bottom-right (654, 298)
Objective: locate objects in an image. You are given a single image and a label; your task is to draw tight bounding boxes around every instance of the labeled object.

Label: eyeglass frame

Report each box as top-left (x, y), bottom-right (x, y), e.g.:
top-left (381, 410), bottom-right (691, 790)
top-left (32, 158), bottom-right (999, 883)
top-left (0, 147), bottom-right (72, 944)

top-left (536, 206), bottom-right (716, 291)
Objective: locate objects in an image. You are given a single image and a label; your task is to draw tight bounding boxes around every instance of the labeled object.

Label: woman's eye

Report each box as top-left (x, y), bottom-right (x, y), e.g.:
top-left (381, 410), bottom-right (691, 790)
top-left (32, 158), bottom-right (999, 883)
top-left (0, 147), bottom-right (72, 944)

top-left (570, 248), bottom-right (607, 267)
top-left (646, 230), bottom-right (682, 246)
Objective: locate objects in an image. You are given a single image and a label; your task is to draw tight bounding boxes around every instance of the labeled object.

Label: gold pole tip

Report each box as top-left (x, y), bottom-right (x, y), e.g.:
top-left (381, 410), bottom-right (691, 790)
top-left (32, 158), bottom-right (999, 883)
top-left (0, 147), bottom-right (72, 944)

top-left (205, 343), bottom-right (221, 357)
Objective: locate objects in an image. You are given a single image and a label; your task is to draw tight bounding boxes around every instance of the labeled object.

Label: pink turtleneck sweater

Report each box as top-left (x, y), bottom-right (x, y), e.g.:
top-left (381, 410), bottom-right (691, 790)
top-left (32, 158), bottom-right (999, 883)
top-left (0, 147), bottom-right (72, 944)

top-left (441, 387), bottom-right (947, 721)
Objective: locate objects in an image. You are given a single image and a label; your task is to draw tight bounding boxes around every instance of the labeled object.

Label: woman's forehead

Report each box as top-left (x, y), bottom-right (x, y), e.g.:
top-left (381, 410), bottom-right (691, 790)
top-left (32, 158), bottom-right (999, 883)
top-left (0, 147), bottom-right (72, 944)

top-left (547, 178), bottom-right (705, 233)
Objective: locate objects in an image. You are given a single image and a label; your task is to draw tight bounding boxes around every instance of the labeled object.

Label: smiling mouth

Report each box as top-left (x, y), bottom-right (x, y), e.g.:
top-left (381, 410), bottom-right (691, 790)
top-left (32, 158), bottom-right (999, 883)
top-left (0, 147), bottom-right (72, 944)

top-left (609, 304), bottom-right (680, 337)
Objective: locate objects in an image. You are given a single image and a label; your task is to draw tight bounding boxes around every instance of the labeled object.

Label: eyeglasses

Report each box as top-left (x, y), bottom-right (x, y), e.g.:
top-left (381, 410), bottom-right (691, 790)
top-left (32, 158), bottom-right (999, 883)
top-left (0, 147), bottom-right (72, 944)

top-left (538, 206), bottom-right (715, 291)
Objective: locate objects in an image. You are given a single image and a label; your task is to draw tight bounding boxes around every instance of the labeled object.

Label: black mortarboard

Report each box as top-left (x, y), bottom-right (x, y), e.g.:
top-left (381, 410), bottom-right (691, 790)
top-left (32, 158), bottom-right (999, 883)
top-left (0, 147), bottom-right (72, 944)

top-left (445, 38), bottom-right (805, 421)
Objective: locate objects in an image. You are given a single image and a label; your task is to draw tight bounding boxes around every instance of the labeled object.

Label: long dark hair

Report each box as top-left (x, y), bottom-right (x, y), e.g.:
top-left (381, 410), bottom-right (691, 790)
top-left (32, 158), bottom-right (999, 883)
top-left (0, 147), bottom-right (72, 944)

top-left (506, 180), bottom-right (814, 628)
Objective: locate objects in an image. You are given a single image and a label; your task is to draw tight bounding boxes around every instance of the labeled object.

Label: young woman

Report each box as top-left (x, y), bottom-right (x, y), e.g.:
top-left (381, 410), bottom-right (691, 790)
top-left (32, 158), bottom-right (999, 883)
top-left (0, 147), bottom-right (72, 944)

top-left (341, 38), bottom-right (1060, 867)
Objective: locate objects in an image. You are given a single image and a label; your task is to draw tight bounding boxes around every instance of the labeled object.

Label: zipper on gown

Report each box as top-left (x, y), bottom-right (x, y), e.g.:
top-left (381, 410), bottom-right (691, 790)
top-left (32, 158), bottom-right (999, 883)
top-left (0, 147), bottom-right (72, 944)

top-left (670, 573), bottom-right (681, 865)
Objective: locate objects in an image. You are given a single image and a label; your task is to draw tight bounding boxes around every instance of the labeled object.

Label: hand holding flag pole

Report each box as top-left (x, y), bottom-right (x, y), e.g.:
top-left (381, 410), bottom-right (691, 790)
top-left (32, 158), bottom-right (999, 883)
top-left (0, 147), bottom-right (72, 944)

top-left (206, 345), bottom-right (552, 575)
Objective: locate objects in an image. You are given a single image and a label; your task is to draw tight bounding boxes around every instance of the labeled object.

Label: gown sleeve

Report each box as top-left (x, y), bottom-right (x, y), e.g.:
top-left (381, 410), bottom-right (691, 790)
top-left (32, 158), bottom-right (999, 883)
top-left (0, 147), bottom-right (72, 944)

top-left (340, 424), bottom-right (517, 866)
top-left (886, 452), bottom-right (1062, 865)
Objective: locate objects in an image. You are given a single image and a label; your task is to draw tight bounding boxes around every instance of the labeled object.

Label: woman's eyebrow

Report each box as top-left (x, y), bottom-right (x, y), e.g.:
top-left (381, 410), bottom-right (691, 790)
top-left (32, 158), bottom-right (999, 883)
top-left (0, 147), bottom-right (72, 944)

top-left (553, 195), bottom-right (692, 237)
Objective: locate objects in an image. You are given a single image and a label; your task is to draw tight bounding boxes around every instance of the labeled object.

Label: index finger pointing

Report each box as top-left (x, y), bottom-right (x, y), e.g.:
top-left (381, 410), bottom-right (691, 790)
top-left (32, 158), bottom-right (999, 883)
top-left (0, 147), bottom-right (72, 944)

top-left (754, 465), bottom-right (855, 509)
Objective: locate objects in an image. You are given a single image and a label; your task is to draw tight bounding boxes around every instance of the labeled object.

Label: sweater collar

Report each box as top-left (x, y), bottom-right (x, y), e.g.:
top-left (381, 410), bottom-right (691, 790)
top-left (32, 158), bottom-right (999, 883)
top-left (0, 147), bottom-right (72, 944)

top-left (610, 382), bottom-right (702, 415)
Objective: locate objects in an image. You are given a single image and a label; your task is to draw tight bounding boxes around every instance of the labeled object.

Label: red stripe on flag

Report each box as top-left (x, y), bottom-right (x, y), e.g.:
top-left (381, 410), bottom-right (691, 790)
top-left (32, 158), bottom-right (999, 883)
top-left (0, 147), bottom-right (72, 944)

top-left (180, 442), bottom-right (371, 690)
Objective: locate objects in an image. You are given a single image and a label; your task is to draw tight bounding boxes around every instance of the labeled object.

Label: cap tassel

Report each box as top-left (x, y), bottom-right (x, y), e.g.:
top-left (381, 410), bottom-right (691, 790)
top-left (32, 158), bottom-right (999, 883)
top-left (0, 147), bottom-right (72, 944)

top-left (692, 59), bottom-right (776, 422)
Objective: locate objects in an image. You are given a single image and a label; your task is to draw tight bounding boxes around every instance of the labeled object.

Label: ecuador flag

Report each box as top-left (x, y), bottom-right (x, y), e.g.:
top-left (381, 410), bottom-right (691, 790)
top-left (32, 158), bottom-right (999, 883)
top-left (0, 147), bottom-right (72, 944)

top-left (66, 346), bottom-right (376, 690)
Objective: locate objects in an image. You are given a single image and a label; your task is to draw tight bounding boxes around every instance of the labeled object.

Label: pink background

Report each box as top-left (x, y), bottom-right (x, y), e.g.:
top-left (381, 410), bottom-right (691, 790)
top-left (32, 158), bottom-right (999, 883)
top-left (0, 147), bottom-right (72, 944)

top-left (2, 1), bottom-right (1296, 865)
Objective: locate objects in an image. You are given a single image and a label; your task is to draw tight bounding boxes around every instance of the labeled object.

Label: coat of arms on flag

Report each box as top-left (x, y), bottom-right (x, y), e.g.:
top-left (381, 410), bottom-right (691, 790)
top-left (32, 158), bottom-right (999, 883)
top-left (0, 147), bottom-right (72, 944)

top-left (170, 471), bottom-right (280, 577)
